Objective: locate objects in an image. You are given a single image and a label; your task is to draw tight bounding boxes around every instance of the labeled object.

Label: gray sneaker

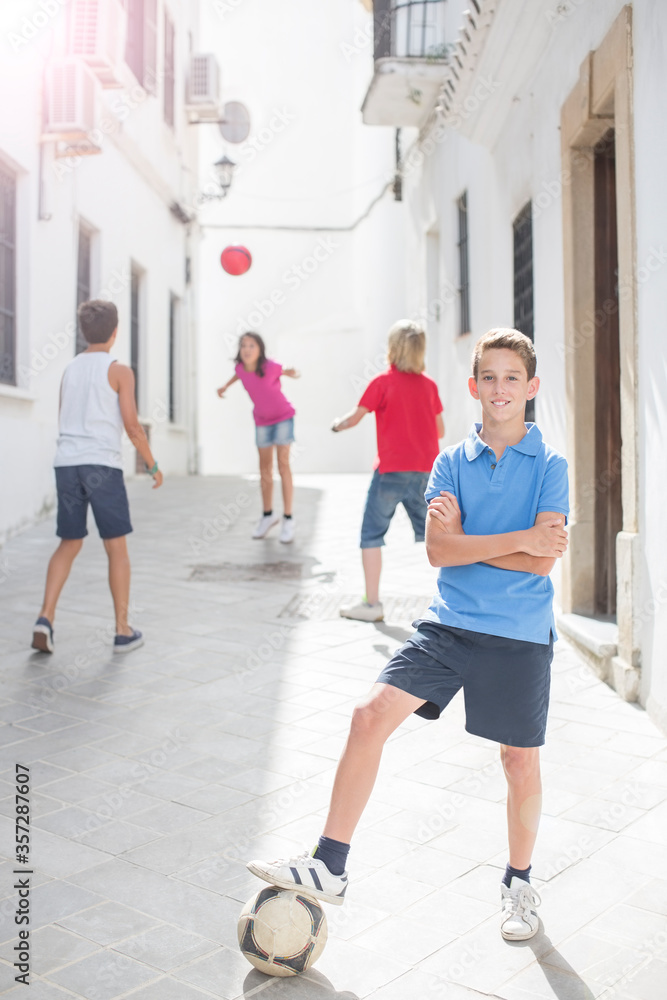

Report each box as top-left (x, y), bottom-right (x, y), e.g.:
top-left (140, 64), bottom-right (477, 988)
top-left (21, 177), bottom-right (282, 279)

top-left (339, 600), bottom-right (384, 622)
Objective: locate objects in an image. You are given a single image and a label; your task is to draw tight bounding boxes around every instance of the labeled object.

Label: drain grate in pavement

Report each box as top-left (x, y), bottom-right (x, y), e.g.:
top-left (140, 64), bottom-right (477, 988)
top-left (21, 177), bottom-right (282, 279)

top-left (189, 561), bottom-right (304, 583)
top-left (278, 593), bottom-right (432, 622)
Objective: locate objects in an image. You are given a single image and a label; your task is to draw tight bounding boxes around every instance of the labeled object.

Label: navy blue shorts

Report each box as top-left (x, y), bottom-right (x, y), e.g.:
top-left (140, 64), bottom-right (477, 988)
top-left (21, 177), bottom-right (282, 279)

top-left (376, 620), bottom-right (553, 747)
top-left (55, 465), bottom-right (133, 540)
top-left (360, 470), bottom-right (430, 548)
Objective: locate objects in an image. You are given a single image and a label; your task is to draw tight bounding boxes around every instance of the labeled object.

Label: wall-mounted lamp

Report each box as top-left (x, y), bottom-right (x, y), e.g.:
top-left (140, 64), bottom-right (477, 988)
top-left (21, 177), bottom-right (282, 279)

top-left (199, 155), bottom-right (236, 202)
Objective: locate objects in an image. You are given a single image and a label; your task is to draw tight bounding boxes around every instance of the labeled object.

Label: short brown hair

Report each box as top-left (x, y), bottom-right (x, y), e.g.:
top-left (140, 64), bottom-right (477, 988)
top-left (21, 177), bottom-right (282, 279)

top-left (387, 319), bottom-right (426, 373)
top-left (77, 300), bottom-right (118, 344)
top-left (471, 328), bottom-right (536, 380)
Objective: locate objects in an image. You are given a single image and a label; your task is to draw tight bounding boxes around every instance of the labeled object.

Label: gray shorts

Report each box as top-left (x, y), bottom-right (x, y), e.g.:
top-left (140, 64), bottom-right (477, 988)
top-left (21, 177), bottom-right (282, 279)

top-left (376, 620), bottom-right (553, 747)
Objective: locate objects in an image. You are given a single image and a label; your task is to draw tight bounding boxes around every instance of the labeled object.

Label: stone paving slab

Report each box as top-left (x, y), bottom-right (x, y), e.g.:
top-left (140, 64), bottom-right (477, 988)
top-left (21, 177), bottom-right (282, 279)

top-left (0, 473), bottom-right (665, 999)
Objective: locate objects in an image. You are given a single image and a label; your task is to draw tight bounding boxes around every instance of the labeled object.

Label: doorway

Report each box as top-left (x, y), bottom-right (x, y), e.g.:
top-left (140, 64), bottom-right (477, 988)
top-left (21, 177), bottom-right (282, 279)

top-left (593, 130), bottom-right (622, 617)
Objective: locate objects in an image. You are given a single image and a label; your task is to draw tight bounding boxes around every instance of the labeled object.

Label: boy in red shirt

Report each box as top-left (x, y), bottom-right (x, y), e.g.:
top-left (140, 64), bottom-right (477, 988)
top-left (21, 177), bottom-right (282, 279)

top-left (332, 320), bottom-right (444, 620)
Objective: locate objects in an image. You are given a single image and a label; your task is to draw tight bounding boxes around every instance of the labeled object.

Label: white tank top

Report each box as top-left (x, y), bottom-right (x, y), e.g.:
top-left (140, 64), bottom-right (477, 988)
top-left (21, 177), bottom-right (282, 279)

top-left (54, 353), bottom-right (124, 469)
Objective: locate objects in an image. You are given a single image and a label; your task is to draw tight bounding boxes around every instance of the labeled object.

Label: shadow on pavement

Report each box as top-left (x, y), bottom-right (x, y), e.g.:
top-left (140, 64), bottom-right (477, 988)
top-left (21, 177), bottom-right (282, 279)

top-left (525, 932), bottom-right (597, 1000)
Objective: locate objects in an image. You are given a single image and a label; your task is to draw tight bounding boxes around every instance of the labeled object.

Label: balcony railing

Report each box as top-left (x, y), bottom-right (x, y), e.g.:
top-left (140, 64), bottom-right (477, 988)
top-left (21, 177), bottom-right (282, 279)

top-left (373, 0), bottom-right (448, 61)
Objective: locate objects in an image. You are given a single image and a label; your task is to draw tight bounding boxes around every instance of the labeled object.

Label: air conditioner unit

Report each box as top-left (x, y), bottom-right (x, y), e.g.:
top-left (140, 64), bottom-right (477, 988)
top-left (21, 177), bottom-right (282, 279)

top-left (69, 0), bottom-right (127, 88)
top-left (186, 54), bottom-right (221, 121)
top-left (44, 59), bottom-right (97, 137)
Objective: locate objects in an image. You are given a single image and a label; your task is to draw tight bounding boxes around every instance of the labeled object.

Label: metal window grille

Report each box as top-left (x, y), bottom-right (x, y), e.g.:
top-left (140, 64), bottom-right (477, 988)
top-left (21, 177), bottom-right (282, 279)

top-left (457, 191), bottom-right (470, 336)
top-left (0, 162), bottom-right (16, 385)
top-left (374, 0), bottom-right (447, 60)
top-left (163, 12), bottom-right (175, 127)
top-left (75, 225), bottom-right (91, 355)
top-left (169, 293), bottom-right (178, 422)
top-left (130, 266), bottom-right (140, 406)
top-left (513, 201), bottom-right (535, 420)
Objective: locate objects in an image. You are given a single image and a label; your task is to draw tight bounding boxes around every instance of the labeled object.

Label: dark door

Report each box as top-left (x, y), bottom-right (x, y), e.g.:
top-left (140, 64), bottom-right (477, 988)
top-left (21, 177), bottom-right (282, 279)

top-left (593, 130), bottom-right (622, 616)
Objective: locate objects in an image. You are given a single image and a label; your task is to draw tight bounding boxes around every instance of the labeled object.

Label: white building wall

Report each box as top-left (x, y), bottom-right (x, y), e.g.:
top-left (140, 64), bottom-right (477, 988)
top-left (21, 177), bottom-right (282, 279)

top-left (0, 0), bottom-right (201, 543)
top-left (196, 0), bottom-right (407, 477)
top-left (400, 0), bottom-right (667, 726)
top-left (632, 0), bottom-right (667, 728)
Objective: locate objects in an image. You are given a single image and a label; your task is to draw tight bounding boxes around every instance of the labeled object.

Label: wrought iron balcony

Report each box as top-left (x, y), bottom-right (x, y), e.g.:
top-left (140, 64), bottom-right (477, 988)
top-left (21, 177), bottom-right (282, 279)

top-left (362, 0), bottom-right (450, 127)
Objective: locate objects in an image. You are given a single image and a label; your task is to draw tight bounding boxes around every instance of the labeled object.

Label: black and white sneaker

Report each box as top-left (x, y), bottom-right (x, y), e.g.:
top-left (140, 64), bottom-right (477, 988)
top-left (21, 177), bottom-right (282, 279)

top-left (31, 616), bottom-right (54, 653)
top-left (247, 851), bottom-right (348, 906)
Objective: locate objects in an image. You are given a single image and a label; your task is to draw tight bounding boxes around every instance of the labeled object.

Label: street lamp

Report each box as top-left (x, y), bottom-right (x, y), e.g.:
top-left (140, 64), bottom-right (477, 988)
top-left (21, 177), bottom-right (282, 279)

top-left (199, 155), bottom-right (236, 202)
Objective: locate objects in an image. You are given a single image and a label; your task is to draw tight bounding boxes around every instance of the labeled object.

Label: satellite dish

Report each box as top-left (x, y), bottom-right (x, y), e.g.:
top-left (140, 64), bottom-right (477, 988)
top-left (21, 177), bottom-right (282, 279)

top-left (219, 102), bottom-right (251, 144)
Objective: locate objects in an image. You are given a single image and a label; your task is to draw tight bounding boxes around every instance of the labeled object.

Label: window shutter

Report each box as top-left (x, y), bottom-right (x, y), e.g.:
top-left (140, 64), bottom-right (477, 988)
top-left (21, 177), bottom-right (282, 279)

top-left (143, 0), bottom-right (157, 93)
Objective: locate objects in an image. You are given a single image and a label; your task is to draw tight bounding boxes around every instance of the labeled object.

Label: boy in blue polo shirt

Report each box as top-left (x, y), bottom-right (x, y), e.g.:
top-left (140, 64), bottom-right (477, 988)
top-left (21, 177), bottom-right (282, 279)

top-left (247, 329), bottom-right (569, 942)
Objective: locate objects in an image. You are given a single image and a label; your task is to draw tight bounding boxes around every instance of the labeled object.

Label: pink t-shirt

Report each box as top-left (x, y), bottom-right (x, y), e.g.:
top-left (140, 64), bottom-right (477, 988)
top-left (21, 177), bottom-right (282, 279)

top-left (235, 359), bottom-right (296, 427)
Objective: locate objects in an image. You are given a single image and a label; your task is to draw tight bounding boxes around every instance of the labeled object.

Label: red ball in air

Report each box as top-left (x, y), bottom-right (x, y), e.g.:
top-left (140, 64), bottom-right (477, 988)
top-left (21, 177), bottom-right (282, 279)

top-left (220, 245), bottom-right (252, 275)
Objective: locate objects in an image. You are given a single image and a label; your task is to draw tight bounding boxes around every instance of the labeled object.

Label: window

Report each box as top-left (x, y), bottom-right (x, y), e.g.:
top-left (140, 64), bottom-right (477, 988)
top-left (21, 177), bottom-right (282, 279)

top-left (513, 201), bottom-right (534, 420)
top-left (130, 265), bottom-right (141, 407)
top-left (75, 224), bottom-right (92, 355)
top-left (457, 191), bottom-right (470, 336)
top-left (0, 161), bottom-right (16, 385)
top-left (168, 293), bottom-right (179, 422)
top-left (125, 0), bottom-right (157, 93)
top-left (164, 12), bottom-right (175, 127)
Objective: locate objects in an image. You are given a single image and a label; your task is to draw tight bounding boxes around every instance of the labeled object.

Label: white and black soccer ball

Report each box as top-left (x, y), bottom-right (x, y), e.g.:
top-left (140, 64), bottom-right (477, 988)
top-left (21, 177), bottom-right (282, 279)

top-left (237, 886), bottom-right (328, 977)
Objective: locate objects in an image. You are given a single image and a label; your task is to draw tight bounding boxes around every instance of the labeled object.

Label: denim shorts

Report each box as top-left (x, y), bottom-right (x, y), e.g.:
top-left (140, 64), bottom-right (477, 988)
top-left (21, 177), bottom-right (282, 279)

top-left (376, 620), bottom-right (554, 747)
top-left (55, 465), bottom-right (133, 540)
top-left (360, 469), bottom-right (430, 548)
top-left (255, 418), bottom-right (295, 448)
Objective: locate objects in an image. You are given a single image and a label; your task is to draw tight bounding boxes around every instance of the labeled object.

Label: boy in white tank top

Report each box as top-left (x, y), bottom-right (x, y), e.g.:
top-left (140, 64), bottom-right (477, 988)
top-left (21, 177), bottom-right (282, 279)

top-left (31, 300), bottom-right (163, 655)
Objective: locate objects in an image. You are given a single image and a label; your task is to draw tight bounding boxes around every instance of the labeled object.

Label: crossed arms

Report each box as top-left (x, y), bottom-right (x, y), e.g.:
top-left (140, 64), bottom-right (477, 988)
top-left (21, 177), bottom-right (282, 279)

top-left (426, 492), bottom-right (568, 577)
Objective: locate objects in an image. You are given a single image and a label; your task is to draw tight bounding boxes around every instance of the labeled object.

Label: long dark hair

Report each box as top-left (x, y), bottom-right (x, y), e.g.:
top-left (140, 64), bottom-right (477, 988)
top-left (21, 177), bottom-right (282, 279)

top-left (235, 331), bottom-right (267, 377)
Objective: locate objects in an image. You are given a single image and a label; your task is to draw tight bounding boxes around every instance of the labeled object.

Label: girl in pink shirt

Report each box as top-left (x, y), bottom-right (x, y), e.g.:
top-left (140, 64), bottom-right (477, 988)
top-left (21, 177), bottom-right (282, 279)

top-left (217, 332), bottom-right (299, 542)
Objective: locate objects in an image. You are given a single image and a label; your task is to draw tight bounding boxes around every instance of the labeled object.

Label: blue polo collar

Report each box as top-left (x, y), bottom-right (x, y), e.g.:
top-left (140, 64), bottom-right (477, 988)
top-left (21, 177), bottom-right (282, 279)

top-left (464, 422), bottom-right (543, 461)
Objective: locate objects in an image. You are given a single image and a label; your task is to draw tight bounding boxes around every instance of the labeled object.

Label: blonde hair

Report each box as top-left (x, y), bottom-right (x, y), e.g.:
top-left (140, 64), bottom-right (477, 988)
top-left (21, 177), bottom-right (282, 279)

top-left (387, 320), bottom-right (426, 373)
top-left (471, 328), bottom-right (537, 381)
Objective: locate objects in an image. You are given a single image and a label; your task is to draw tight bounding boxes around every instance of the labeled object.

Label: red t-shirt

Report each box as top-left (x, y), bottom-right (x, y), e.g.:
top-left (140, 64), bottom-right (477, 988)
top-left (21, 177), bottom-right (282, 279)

top-left (359, 366), bottom-right (443, 473)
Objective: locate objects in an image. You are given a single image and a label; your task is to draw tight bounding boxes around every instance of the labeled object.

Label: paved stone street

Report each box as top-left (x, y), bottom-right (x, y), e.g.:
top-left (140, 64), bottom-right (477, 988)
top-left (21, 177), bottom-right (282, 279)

top-left (1, 473), bottom-right (666, 1000)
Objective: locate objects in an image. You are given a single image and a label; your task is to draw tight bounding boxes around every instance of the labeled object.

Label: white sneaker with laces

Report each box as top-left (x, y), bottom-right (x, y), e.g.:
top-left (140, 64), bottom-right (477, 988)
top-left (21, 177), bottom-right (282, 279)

top-left (252, 513), bottom-right (281, 539)
top-left (339, 600), bottom-right (384, 622)
top-left (279, 517), bottom-right (295, 544)
top-left (247, 851), bottom-right (348, 906)
top-left (500, 877), bottom-right (541, 940)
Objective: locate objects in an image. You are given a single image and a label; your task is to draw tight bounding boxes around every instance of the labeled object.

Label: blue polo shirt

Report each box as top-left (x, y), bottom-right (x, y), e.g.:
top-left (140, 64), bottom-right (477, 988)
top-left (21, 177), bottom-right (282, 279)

top-left (423, 423), bottom-right (569, 644)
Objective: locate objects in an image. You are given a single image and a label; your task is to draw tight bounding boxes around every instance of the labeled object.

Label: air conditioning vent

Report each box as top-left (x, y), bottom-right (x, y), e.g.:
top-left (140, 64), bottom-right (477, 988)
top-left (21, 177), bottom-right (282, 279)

top-left (69, 0), bottom-right (126, 88)
top-left (186, 54), bottom-right (221, 121)
top-left (44, 59), bottom-right (97, 136)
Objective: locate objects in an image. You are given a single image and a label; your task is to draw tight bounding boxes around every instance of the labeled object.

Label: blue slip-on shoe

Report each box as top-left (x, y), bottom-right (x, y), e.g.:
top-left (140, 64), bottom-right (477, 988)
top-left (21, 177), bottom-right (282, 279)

top-left (113, 629), bottom-right (144, 654)
top-left (32, 617), bottom-right (54, 654)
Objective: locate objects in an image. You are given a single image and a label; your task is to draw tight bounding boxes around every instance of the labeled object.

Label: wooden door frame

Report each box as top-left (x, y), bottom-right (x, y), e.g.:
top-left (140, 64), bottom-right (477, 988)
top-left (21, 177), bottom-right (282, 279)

top-left (560, 6), bottom-right (640, 698)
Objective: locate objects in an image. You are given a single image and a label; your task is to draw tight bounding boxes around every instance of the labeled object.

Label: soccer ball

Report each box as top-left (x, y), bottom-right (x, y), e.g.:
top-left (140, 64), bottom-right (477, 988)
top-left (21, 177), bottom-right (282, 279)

top-left (238, 886), bottom-right (328, 977)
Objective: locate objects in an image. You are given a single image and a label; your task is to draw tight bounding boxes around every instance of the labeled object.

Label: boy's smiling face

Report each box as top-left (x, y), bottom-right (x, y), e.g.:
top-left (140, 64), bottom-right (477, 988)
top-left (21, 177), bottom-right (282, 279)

top-left (468, 348), bottom-right (539, 426)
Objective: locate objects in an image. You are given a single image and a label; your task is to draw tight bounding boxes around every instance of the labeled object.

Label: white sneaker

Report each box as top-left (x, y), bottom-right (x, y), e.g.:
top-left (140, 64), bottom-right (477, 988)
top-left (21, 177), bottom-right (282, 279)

top-left (252, 513), bottom-right (281, 539)
top-left (247, 851), bottom-right (348, 906)
top-left (500, 877), bottom-right (541, 940)
top-left (339, 600), bottom-right (384, 622)
top-left (279, 517), bottom-right (295, 544)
